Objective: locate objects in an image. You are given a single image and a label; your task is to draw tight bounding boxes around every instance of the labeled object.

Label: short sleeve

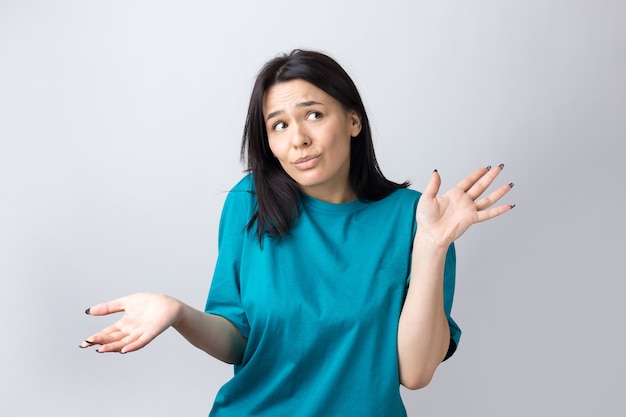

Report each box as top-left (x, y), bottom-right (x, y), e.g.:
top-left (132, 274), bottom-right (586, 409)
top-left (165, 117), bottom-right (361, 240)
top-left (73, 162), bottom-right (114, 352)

top-left (204, 176), bottom-right (255, 339)
top-left (442, 242), bottom-right (461, 361)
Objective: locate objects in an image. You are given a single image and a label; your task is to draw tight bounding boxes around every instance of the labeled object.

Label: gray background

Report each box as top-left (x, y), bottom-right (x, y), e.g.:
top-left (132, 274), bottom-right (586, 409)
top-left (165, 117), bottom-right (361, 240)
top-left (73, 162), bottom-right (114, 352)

top-left (1, 0), bottom-right (624, 415)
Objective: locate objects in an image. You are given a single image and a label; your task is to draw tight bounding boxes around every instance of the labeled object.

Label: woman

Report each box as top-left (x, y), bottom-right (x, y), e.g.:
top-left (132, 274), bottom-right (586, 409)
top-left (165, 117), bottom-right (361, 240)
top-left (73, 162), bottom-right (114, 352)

top-left (80, 50), bottom-right (514, 416)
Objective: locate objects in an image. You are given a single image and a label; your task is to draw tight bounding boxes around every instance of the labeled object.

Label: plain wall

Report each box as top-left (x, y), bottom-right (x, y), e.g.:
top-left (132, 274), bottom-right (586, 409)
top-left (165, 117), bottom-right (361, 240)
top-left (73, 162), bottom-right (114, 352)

top-left (1, 0), bottom-right (624, 415)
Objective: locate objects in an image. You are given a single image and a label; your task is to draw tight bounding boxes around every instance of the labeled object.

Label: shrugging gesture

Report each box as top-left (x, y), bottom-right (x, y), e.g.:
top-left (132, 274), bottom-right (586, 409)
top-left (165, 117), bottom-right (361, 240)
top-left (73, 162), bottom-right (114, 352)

top-left (416, 164), bottom-right (514, 247)
top-left (78, 50), bottom-right (517, 414)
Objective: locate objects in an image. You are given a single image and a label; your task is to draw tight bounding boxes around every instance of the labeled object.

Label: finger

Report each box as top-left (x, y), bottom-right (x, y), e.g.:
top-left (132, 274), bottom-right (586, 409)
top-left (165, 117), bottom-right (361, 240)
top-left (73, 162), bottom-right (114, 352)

top-left (86, 297), bottom-right (128, 317)
top-left (80, 319), bottom-right (128, 346)
top-left (120, 333), bottom-right (155, 353)
top-left (80, 328), bottom-right (127, 347)
top-left (422, 169), bottom-right (441, 198)
top-left (466, 164), bottom-right (504, 200)
top-left (122, 318), bottom-right (175, 353)
top-left (475, 182), bottom-right (514, 211)
top-left (97, 332), bottom-right (142, 353)
top-left (79, 339), bottom-right (96, 349)
top-left (456, 166), bottom-right (492, 193)
top-left (474, 203), bottom-right (515, 224)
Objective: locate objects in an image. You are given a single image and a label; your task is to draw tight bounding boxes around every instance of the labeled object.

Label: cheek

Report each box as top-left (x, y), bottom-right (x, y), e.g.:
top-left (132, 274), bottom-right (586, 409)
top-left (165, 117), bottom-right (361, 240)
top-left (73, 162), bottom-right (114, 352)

top-left (268, 139), bottom-right (287, 161)
top-left (331, 129), bottom-right (352, 155)
top-left (267, 138), bottom-right (278, 156)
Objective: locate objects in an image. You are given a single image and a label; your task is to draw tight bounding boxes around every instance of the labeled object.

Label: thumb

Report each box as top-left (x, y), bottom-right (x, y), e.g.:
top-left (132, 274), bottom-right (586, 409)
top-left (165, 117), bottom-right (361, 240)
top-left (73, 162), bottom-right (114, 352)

top-left (422, 169), bottom-right (441, 199)
top-left (85, 297), bottom-right (127, 316)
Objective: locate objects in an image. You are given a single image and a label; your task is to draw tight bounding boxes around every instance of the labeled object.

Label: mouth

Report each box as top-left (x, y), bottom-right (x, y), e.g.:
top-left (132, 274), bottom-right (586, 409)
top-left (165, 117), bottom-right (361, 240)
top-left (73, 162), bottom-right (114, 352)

top-left (293, 154), bottom-right (321, 170)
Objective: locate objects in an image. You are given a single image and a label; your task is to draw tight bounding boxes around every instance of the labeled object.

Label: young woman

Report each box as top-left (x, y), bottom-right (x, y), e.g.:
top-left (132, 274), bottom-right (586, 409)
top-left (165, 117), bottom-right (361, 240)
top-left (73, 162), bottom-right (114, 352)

top-left (80, 49), bottom-right (514, 416)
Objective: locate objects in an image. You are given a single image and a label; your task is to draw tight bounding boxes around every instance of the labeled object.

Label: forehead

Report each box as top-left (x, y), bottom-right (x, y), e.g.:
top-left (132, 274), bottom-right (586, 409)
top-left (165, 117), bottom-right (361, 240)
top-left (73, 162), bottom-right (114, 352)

top-left (263, 79), bottom-right (335, 114)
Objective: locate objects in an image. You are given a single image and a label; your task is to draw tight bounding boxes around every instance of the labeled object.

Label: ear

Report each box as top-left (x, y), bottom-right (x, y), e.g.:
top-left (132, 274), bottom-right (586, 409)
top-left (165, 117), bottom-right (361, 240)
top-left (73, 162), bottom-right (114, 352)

top-left (348, 110), bottom-right (362, 138)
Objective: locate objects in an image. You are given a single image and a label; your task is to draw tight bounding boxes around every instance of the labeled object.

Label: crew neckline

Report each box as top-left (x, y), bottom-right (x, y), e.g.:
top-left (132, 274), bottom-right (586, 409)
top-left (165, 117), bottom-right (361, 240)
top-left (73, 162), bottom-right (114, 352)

top-left (300, 192), bottom-right (367, 213)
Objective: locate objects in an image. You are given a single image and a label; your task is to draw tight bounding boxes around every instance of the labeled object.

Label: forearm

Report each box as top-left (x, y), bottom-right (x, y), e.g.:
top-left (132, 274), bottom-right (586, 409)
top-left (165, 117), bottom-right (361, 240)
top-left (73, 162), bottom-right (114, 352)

top-left (173, 302), bottom-right (247, 364)
top-left (397, 232), bottom-right (451, 389)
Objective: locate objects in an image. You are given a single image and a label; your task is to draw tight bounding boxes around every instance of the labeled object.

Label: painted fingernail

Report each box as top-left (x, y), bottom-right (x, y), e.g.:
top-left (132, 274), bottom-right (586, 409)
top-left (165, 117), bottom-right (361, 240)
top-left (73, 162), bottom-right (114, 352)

top-left (509, 182), bottom-right (514, 188)
top-left (85, 308), bottom-right (91, 315)
top-left (84, 340), bottom-right (95, 344)
top-left (433, 169), bottom-right (438, 173)
top-left (510, 204), bottom-right (516, 209)
top-left (499, 163), bottom-right (505, 169)
top-left (120, 351), bottom-right (127, 355)
top-left (486, 165), bottom-right (492, 171)
top-left (78, 344), bottom-right (89, 349)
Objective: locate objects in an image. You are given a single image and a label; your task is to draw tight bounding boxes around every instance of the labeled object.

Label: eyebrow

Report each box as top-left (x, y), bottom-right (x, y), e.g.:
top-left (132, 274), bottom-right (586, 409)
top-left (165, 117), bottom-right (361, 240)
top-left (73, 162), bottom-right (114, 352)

top-left (266, 100), bottom-right (323, 122)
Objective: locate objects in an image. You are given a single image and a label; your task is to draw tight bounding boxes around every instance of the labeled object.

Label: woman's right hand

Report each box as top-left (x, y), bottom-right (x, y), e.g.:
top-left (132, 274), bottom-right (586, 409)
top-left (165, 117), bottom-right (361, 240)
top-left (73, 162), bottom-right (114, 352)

top-left (79, 292), bottom-right (183, 354)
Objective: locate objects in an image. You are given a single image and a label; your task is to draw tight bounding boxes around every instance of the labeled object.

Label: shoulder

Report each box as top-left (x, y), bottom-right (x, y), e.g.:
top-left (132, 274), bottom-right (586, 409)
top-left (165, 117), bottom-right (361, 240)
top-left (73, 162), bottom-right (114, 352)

top-left (221, 174), bottom-right (256, 217)
top-left (229, 173), bottom-right (256, 193)
top-left (225, 174), bottom-right (256, 202)
top-left (360, 188), bottom-right (421, 220)
top-left (379, 187), bottom-right (422, 206)
top-left (217, 175), bottom-right (258, 240)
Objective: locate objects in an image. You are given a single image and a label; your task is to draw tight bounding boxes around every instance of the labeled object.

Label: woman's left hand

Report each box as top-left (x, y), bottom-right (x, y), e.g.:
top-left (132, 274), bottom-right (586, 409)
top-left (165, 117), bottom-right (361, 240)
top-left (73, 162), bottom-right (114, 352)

top-left (415, 164), bottom-right (514, 248)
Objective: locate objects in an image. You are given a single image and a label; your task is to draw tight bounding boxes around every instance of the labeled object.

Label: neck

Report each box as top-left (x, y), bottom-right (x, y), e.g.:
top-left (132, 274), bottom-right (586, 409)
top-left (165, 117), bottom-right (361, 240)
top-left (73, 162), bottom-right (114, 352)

top-left (300, 185), bottom-right (357, 204)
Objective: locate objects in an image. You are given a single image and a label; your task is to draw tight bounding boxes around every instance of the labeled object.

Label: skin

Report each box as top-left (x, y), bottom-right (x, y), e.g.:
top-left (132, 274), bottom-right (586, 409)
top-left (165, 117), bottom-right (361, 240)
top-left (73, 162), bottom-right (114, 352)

top-left (81, 294), bottom-right (246, 363)
top-left (80, 79), bottom-right (514, 390)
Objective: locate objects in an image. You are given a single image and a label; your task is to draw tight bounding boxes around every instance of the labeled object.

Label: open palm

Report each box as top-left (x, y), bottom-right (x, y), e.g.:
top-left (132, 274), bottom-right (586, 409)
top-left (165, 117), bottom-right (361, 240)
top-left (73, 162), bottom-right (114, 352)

top-left (416, 165), bottom-right (513, 247)
top-left (80, 292), bottom-right (182, 353)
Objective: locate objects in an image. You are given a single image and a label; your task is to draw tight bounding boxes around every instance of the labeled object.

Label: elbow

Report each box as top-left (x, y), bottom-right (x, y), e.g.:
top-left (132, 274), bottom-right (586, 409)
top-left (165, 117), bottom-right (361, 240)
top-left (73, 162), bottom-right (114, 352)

top-left (397, 351), bottom-right (442, 390)
top-left (400, 371), bottom-right (434, 390)
top-left (398, 349), bottom-right (442, 390)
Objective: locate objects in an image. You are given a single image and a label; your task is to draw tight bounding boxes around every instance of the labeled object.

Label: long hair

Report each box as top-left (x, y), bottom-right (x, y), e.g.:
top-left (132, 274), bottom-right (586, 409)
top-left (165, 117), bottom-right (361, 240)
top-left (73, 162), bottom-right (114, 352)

top-left (241, 49), bottom-right (409, 242)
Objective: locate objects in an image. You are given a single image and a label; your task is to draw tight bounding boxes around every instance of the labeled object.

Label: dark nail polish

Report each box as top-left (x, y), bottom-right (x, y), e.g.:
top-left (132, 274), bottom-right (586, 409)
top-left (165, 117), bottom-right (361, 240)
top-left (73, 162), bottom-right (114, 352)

top-left (510, 204), bottom-right (516, 209)
top-left (486, 165), bottom-right (492, 171)
top-left (78, 344), bottom-right (88, 349)
top-left (120, 351), bottom-right (127, 355)
top-left (84, 340), bottom-right (95, 344)
top-left (509, 182), bottom-right (514, 188)
top-left (433, 169), bottom-right (438, 173)
top-left (85, 308), bottom-right (91, 315)
top-left (499, 163), bottom-right (505, 169)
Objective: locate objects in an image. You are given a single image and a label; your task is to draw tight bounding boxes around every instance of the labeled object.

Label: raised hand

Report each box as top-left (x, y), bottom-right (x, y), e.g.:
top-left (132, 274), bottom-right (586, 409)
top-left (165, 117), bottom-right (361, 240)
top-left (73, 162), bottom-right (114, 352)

top-left (79, 292), bottom-right (183, 354)
top-left (415, 164), bottom-right (514, 248)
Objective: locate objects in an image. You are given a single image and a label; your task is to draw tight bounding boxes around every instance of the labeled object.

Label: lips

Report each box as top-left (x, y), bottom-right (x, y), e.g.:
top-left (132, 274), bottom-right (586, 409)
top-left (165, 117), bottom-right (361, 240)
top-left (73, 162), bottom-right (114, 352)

top-left (293, 154), bottom-right (321, 170)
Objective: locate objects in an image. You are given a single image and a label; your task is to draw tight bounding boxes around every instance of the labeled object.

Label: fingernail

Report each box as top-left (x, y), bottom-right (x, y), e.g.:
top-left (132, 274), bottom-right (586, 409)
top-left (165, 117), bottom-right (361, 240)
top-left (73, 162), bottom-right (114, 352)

top-left (96, 349), bottom-right (103, 353)
top-left (85, 308), bottom-right (91, 315)
top-left (510, 204), bottom-right (516, 209)
top-left (499, 163), bottom-right (505, 169)
top-left (78, 340), bottom-right (93, 348)
top-left (433, 169), bottom-right (438, 173)
top-left (509, 182), bottom-right (514, 188)
top-left (486, 165), bottom-right (492, 171)
top-left (120, 351), bottom-right (127, 355)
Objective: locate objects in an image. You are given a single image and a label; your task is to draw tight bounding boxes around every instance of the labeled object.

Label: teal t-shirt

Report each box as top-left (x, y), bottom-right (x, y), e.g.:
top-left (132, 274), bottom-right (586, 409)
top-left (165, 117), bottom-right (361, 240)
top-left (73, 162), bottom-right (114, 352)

top-left (205, 175), bottom-right (460, 416)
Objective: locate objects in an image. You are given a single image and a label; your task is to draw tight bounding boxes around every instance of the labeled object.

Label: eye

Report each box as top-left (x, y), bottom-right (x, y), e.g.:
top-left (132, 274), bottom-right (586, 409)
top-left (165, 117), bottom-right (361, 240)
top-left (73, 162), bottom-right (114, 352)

top-left (272, 121), bottom-right (287, 131)
top-left (306, 111), bottom-right (322, 121)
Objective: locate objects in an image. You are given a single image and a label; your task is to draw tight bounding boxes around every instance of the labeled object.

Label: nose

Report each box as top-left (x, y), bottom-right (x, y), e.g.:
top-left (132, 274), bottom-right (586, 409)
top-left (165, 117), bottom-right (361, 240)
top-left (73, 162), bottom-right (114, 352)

top-left (291, 123), bottom-right (311, 148)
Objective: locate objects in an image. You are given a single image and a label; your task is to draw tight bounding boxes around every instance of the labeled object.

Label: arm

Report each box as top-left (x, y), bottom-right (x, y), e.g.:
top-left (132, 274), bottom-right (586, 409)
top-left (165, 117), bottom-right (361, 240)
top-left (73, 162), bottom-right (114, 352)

top-left (398, 165), bottom-right (514, 389)
top-left (174, 299), bottom-right (247, 364)
top-left (81, 180), bottom-right (254, 362)
top-left (397, 237), bottom-right (451, 390)
top-left (80, 292), bottom-right (246, 364)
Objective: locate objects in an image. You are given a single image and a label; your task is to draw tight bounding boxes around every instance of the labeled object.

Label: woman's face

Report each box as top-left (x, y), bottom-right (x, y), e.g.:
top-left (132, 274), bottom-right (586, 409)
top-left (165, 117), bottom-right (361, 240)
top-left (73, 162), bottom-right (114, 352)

top-left (263, 79), bottom-right (362, 203)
